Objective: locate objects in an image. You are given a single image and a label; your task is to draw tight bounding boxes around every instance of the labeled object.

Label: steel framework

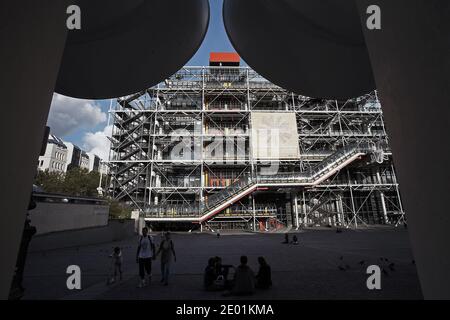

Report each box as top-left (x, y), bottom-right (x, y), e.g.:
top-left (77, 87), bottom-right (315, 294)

top-left (108, 66), bottom-right (404, 231)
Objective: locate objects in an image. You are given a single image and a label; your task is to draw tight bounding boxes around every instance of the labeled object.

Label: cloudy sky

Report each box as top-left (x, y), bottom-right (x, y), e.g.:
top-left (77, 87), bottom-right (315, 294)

top-left (47, 0), bottom-right (239, 161)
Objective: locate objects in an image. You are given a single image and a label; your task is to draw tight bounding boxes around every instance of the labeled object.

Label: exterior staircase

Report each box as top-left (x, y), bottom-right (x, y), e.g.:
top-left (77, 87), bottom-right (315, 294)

top-left (145, 143), bottom-right (373, 223)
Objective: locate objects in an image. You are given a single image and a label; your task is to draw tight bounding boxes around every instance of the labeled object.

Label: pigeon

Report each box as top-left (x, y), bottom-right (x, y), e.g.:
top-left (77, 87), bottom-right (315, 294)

top-left (382, 268), bottom-right (389, 276)
top-left (339, 256), bottom-right (344, 261)
top-left (338, 265), bottom-right (346, 271)
top-left (388, 263), bottom-right (395, 271)
top-left (358, 260), bottom-right (365, 266)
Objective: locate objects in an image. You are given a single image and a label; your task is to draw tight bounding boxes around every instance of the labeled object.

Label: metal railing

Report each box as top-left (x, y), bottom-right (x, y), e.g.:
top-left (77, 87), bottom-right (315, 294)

top-left (144, 142), bottom-right (373, 219)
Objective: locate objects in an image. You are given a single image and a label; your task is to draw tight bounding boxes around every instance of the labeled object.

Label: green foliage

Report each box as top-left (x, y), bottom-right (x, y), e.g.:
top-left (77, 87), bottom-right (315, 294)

top-left (108, 200), bottom-right (133, 220)
top-left (35, 168), bottom-right (133, 220)
top-left (35, 168), bottom-right (102, 197)
top-left (35, 170), bottom-right (65, 194)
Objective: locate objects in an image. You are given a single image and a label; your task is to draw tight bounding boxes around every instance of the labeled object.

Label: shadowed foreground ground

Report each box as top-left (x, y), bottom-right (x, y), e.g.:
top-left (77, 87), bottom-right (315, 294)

top-left (23, 228), bottom-right (422, 300)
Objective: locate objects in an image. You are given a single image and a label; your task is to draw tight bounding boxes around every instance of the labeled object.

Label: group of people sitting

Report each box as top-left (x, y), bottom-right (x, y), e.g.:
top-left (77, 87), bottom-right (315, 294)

top-left (204, 255), bottom-right (272, 296)
top-left (282, 233), bottom-right (299, 245)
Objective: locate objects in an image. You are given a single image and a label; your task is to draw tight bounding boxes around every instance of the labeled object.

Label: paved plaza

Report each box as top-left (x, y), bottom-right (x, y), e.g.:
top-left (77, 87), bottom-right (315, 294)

top-left (23, 228), bottom-right (422, 300)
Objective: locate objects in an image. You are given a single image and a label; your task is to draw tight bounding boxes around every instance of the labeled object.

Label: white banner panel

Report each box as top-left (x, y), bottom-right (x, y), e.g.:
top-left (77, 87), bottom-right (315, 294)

top-left (251, 112), bottom-right (300, 160)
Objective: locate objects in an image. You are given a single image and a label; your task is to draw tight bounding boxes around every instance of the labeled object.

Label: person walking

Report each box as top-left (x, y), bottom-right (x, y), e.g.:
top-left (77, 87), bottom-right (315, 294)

top-left (136, 227), bottom-right (155, 288)
top-left (108, 246), bottom-right (123, 284)
top-left (156, 232), bottom-right (176, 286)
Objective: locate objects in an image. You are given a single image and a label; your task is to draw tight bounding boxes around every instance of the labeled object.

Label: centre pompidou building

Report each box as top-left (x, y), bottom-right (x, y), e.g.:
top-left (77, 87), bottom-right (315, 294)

top-left (108, 53), bottom-right (404, 231)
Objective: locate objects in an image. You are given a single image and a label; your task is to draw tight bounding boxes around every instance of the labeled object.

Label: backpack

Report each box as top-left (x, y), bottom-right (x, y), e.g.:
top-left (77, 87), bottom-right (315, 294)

top-left (138, 235), bottom-right (154, 256)
top-left (139, 235), bottom-right (153, 244)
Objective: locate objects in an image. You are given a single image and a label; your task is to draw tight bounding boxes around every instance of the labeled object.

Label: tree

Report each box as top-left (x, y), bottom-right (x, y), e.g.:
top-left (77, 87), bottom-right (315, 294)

top-left (35, 170), bottom-right (65, 194)
top-left (35, 168), bottom-right (102, 197)
top-left (108, 200), bottom-right (132, 219)
top-left (35, 168), bottom-right (132, 221)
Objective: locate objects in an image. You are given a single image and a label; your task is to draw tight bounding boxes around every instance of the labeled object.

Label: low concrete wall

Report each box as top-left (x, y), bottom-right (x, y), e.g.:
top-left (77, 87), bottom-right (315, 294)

top-left (30, 193), bottom-right (109, 235)
top-left (28, 219), bottom-right (135, 252)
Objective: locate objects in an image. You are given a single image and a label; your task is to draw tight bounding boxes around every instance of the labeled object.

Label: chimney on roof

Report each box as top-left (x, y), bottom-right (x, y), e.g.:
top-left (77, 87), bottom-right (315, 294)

top-left (209, 52), bottom-right (240, 66)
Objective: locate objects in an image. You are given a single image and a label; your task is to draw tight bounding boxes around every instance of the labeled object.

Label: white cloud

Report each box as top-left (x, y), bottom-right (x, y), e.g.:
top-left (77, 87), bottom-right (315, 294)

top-left (82, 125), bottom-right (113, 161)
top-left (47, 93), bottom-right (107, 137)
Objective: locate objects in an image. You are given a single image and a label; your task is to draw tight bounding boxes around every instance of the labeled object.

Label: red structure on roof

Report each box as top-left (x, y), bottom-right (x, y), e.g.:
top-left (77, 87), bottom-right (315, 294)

top-left (209, 52), bottom-right (240, 66)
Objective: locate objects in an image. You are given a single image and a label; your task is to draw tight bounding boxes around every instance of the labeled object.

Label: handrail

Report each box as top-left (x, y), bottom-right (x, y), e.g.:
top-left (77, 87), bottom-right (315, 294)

top-left (145, 143), bottom-right (372, 219)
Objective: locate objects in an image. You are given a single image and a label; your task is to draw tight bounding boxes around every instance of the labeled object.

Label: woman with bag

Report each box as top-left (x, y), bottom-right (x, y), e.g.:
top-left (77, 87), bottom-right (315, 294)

top-left (156, 232), bottom-right (176, 286)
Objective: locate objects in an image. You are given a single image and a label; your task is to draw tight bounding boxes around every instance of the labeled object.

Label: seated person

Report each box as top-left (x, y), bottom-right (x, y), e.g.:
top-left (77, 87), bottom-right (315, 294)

top-left (231, 256), bottom-right (255, 296)
top-left (256, 257), bottom-right (272, 289)
top-left (292, 235), bottom-right (299, 245)
top-left (282, 233), bottom-right (289, 244)
top-left (204, 257), bottom-right (218, 290)
top-left (215, 257), bottom-right (234, 289)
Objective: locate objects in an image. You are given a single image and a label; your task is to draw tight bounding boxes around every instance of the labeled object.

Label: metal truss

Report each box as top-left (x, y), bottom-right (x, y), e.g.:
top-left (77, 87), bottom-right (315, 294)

top-left (107, 66), bottom-right (405, 230)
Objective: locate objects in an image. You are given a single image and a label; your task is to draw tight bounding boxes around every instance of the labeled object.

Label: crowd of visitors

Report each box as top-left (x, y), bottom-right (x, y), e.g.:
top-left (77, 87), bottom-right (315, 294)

top-left (108, 228), bottom-right (274, 295)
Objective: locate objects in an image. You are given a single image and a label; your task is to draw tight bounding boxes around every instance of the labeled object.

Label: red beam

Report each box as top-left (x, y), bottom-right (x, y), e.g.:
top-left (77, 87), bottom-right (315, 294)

top-left (209, 52), bottom-right (240, 63)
